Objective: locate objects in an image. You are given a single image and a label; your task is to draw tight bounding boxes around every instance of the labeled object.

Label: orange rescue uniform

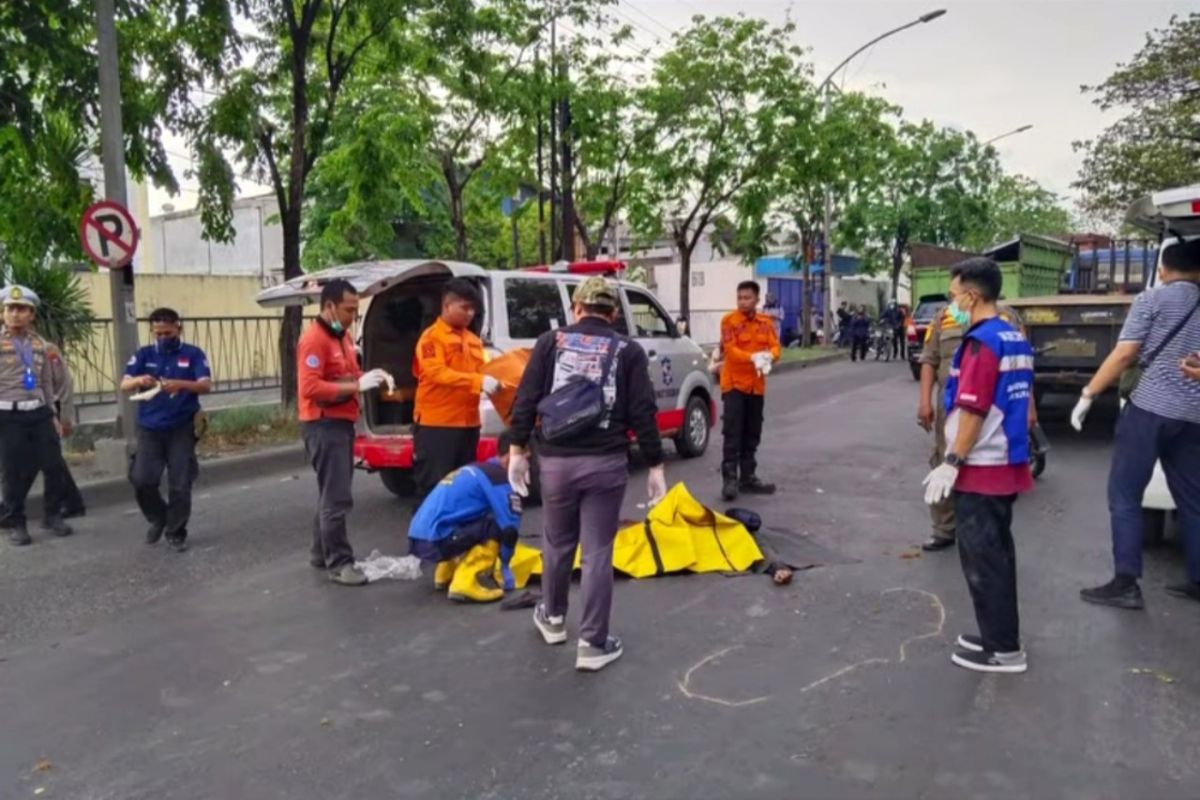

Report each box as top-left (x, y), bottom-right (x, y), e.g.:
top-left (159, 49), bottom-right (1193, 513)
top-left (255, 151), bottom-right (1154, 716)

top-left (413, 317), bottom-right (486, 428)
top-left (719, 310), bottom-right (782, 396)
top-left (297, 320), bottom-right (363, 423)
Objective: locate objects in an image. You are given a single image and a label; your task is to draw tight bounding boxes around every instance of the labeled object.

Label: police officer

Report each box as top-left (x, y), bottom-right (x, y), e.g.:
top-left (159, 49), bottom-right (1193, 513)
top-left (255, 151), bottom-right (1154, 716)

top-left (121, 308), bottom-right (212, 552)
top-left (0, 286), bottom-right (75, 546)
top-left (917, 297), bottom-right (1025, 552)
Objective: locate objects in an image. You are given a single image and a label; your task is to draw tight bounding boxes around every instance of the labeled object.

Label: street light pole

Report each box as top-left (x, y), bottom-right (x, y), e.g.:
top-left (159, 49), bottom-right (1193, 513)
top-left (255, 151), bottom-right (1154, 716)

top-left (984, 124), bottom-right (1033, 146)
top-left (816, 9), bottom-right (947, 347)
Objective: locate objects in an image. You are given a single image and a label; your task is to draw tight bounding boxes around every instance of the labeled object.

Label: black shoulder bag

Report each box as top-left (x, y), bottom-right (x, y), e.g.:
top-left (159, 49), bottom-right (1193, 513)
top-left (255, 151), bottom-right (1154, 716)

top-left (1118, 287), bottom-right (1200, 400)
top-left (537, 336), bottom-right (618, 443)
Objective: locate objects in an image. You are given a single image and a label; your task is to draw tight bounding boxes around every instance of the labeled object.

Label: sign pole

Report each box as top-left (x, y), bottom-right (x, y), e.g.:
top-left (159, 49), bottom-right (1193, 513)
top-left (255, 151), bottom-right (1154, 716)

top-left (95, 0), bottom-right (139, 445)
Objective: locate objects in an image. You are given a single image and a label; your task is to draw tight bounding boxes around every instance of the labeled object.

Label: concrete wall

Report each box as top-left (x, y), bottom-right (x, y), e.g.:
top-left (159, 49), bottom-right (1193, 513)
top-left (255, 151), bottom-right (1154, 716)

top-left (145, 194), bottom-right (284, 279)
top-left (77, 273), bottom-right (276, 319)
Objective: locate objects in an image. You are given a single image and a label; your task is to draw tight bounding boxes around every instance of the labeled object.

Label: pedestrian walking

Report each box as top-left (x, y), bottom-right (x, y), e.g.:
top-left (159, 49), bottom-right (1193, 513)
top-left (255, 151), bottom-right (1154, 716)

top-left (718, 280), bottom-right (780, 501)
top-left (412, 278), bottom-right (498, 505)
top-left (508, 276), bottom-right (667, 672)
top-left (923, 258), bottom-right (1034, 674)
top-left (0, 286), bottom-right (75, 546)
top-left (882, 301), bottom-right (906, 359)
top-left (835, 301), bottom-right (851, 347)
top-left (917, 300), bottom-right (1025, 552)
top-left (849, 305), bottom-right (871, 362)
top-left (1076, 238), bottom-right (1200, 608)
top-left (298, 279), bottom-right (393, 586)
top-left (121, 308), bottom-right (212, 553)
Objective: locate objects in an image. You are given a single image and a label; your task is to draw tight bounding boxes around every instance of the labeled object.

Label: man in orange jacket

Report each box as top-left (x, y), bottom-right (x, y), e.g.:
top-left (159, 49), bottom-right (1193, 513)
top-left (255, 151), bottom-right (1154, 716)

top-left (412, 278), bottom-right (499, 504)
top-left (719, 280), bottom-right (782, 501)
top-left (298, 279), bottom-right (393, 586)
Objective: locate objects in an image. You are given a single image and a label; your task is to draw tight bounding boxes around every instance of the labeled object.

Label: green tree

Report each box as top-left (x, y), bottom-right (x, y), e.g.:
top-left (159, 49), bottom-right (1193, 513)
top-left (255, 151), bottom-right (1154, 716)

top-left (964, 174), bottom-right (1072, 251)
top-left (627, 15), bottom-right (801, 320)
top-left (1073, 13), bottom-right (1200, 224)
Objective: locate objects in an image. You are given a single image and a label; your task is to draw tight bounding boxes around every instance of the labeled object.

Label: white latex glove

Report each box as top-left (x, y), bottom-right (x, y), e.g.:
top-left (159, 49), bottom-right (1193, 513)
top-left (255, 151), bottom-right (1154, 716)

top-left (647, 465), bottom-right (667, 506)
top-left (922, 463), bottom-right (960, 505)
top-left (357, 369), bottom-right (387, 392)
top-left (482, 375), bottom-right (501, 395)
top-left (1070, 391), bottom-right (1093, 432)
top-left (508, 449), bottom-right (531, 497)
top-left (380, 370), bottom-right (396, 392)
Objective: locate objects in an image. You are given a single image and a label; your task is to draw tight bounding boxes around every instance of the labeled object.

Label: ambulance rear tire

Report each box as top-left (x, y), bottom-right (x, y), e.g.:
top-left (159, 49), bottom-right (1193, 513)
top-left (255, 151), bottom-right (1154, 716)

top-left (675, 394), bottom-right (711, 459)
top-left (380, 469), bottom-right (415, 498)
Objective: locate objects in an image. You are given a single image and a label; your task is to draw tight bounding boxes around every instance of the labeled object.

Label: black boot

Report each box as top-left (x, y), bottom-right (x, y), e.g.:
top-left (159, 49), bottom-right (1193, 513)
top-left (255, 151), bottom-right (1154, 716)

top-left (41, 516), bottom-right (73, 538)
top-left (8, 523), bottom-right (32, 546)
top-left (740, 475), bottom-right (776, 495)
top-left (721, 466), bottom-right (739, 502)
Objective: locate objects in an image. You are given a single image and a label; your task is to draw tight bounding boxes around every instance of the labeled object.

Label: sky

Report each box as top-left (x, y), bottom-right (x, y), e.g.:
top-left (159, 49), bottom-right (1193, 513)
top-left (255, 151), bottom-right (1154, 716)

top-left (150, 0), bottom-right (1193, 218)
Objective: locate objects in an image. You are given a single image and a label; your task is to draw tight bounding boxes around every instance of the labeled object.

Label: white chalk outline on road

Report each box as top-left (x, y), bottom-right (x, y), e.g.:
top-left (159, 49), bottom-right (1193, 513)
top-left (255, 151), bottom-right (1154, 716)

top-left (677, 588), bottom-right (946, 708)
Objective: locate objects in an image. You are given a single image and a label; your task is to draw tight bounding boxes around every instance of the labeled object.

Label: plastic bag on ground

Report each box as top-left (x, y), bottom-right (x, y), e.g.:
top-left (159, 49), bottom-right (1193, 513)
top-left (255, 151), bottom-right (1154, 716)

top-left (355, 550), bottom-right (423, 582)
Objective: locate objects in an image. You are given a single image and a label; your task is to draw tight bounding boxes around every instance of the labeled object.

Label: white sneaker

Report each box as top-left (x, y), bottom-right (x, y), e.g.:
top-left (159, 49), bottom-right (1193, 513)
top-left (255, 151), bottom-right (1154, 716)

top-left (533, 603), bottom-right (566, 645)
top-left (576, 636), bottom-right (623, 672)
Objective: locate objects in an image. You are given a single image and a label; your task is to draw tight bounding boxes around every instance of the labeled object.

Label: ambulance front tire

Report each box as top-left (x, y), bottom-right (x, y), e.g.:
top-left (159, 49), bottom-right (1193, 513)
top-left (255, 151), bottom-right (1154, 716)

top-left (674, 394), bottom-right (710, 459)
top-left (380, 468), bottom-right (415, 498)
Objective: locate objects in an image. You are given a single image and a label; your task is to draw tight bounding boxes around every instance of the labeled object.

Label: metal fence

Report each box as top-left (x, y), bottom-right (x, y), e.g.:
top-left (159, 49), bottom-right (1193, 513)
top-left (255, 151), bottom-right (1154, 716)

top-left (68, 316), bottom-right (292, 408)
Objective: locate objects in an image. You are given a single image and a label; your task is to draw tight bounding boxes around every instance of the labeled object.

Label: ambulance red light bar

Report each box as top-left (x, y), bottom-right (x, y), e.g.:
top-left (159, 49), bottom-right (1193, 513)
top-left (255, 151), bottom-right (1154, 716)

top-left (523, 260), bottom-right (627, 275)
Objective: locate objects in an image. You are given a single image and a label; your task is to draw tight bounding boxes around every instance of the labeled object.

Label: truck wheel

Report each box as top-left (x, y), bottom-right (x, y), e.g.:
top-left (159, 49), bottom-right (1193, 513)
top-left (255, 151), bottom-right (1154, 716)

top-left (1143, 509), bottom-right (1167, 547)
top-left (379, 469), bottom-right (415, 498)
top-left (675, 395), bottom-right (711, 458)
top-left (910, 362), bottom-right (921, 381)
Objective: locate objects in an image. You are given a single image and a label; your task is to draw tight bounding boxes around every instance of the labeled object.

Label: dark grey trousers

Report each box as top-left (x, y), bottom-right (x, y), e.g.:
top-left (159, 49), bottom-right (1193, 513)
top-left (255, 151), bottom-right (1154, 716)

top-left (131, 423), bottom-right (199, 540)
top-left (539, 452), bottom-right (628, 647)
top-left (302, 419), bottom-right (356, 570)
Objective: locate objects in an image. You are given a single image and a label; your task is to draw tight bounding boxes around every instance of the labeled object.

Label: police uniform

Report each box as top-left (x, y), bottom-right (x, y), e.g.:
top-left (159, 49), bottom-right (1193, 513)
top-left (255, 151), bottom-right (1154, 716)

top-left (125, 335), bottom-right (211, 548)
top-left (919, 303), bottom-right (1023, 543)
top-left (0, 286), bottom-right (74, 545)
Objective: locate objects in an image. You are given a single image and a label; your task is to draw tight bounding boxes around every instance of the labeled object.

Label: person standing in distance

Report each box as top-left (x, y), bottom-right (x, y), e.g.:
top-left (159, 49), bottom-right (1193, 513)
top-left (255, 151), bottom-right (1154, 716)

top-left (412, 278), bottom-right (498, 506)
top-left (120, 308), bottom-right (212, 552)
top-left (508, 276), bottom-right (667, 672)
top-left (718, 280), bottom-right (780, 502)
top-left (298, 279), bottom-right (393, 586)
top-left (923, 258), bottom-right (1035, 674)
top-left (0, 286), bottom-right (75, 545)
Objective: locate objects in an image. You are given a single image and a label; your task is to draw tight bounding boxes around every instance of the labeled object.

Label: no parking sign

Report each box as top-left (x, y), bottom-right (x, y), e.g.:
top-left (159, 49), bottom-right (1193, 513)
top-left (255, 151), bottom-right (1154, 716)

top-left (79, 200), bottom-right (140, 268)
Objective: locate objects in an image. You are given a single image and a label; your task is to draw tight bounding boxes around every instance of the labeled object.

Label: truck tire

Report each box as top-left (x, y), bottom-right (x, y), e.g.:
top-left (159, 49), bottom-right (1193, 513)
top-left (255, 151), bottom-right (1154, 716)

top-left (675, 394), bottom-right (711, 458)
top-left (379, 469), bottom-right (415, 498)
top-left (910, 361), bottom-right (921, 381)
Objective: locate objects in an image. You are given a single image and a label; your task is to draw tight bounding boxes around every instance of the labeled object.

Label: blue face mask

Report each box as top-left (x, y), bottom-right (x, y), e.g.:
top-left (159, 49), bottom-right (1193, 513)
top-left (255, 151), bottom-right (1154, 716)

top-left (330, 320), bottom-right (344, 334)
top-left (947, 301), bottom-right (971, 327)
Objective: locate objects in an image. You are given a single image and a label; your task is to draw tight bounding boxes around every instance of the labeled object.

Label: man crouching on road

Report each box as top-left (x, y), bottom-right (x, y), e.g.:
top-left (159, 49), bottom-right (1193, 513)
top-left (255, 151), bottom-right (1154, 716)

top-left (298, 279), bottom-right (393, 586)
top-left (408, 430), bottom-right (522, 603)
top-left (923, 258), bottom-right (1034, 675)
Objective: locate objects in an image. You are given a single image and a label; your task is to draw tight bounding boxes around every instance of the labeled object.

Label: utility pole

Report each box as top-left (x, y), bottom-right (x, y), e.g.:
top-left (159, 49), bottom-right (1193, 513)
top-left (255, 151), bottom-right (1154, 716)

top-left (535, 45), bottom-right (547, 265)
top-left (559, 57), bottom-right (576, 262)
top-left (821, 83), bottom-right (833, 347)
top-left (95, 0), bottom-right (140, 448)
top-left (548, 18), bottom-right (559, 261)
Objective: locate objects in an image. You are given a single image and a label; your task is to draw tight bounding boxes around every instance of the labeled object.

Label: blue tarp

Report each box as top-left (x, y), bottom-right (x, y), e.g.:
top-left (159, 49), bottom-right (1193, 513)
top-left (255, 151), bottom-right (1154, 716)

top-left (755, 254), bottom-right (861, 277)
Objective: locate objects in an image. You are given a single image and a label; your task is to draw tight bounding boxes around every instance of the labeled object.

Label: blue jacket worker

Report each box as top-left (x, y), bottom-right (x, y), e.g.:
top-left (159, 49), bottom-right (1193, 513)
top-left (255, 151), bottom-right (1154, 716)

top-left (408, 430), bottom-right (522, 603)
top-left (121, 308), bottom-right (211, 552)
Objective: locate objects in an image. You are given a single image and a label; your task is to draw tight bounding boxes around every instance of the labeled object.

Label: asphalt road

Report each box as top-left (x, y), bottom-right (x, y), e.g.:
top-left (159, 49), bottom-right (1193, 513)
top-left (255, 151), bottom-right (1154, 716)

top-left (3, 359), bottom-right (1199, 800)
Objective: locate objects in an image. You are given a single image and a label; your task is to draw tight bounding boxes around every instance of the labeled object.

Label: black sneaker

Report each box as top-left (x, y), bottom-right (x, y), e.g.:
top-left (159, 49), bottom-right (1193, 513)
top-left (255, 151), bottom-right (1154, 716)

top-left (166, 537), bottom-right (189, 553)
top-left (951, 648), bottom-right (1027, 674)
top-left (721, 477), bottom-right (739, 502)
top-left (739, 476), bottom-right (776, 495)
top-left (533, 603), bottom-right (567, 645)
top-left (922, 536), bottom-right (956, 552)
top-left (1165, 582), bottom-right (1200, 603)
top-left (576, 636), bottom-right (623, 672)
top-left (62, 505), bottom-right (86, 520)
top-left (8, 524), bottom-right (32, 546)
top-left (1080, 576), bottom-right (1144, 610)
top-left (956, 633), bottom-right (983, 652)
top-left (146, 523), bottom-right (165, 545)
top-left (41, 516), bottom-right (73, 538)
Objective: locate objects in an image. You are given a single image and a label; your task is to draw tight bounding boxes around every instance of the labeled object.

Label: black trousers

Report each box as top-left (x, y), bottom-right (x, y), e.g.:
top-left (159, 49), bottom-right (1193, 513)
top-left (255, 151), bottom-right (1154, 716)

top-left (130, 423), bottom-right (198, 540)
top-left (303, 419), bottom-right (356, 570)
top-left (850, 336), bottom-right (869, 361)
top-left (955, 491), bottom-right (1020, 653)
top-left (409, 515), bottom-right (504, 562)
top-left (0, 429), bottom-right (82, 524)
top-left (892, 327), bottom-right (906, 359)
top-left (412, 424), bottom-right (480, 504)
top-left (721, 390), bottom-right (764, 481)
top-left (0, 407), bottom-right (65, 526)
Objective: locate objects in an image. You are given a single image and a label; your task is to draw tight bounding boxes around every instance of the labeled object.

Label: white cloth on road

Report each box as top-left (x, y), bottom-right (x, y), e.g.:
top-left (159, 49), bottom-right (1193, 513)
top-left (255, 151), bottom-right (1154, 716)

top-left (355, 550), bottom-right (422, 582)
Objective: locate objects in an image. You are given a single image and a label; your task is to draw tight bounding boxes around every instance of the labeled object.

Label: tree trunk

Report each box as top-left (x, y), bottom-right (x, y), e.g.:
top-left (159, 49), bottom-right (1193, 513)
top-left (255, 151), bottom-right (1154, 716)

top-left (278, 205), bottom-right (303, 408)
top-left (676, 234), bottom-right (692, 322)
top-left (800, 232), bottom-right (813, 348)
top-left (891, 232), bottom-right (907, 299)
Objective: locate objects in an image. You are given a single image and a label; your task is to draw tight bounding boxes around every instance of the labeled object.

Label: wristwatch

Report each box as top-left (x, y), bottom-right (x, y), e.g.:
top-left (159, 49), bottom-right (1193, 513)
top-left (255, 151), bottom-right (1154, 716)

top-left (944, 452), bottom-right (965, 468)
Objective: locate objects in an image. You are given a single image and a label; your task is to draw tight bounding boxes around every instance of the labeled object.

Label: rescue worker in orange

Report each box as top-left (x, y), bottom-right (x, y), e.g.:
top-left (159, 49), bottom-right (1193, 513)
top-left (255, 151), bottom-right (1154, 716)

top-left (412, 278), bottom-right (500, 505)
top-left (298, 278), bottom-right (394, 586)
top-left (719, 280), bottom-right (782, 501)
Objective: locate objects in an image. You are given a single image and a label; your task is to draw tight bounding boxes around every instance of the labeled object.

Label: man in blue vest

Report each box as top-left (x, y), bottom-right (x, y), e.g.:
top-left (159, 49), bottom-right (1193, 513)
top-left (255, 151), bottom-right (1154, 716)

top-left (121, 308), bottom-right (211, 552)
top-left (923, 258), bottom-right (1034, 675)
top-left (408, 430), bottom-right (522, 603)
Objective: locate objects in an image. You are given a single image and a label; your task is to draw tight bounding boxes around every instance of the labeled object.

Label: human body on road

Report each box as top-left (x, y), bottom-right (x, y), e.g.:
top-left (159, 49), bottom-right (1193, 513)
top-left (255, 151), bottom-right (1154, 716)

top-left (718, 281), bottom-right (781, 502)
top-left (412, 279), bottom-right (496, 506)
top-left (917, 300), bottom-right (1025, 552)
top-left (509, 276), bottom-right (666, 672)
top-left (121, 308), bottom-right (212, 552)
top-left (1075, 238), bottom-right (1200, 608)
top-left (0, 286), bottom-right (77, 546)
top-left (298, 279), bottom-right (393, 586)
top-left (923, 258), bottom-right (1034, 674)
top-left (408, 430), bottom-right (521, 603)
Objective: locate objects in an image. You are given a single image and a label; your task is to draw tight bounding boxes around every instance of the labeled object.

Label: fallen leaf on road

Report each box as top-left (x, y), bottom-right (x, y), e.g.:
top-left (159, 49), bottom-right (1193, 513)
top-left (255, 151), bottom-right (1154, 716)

top-left (34, 789), bottom-right (45, 796)
top-left (1130, 668), bottom-right (1175, 684)
top-left (33, 759), bottom-right (52, 773)
top-left (899, 550), bottom-right (922, 560)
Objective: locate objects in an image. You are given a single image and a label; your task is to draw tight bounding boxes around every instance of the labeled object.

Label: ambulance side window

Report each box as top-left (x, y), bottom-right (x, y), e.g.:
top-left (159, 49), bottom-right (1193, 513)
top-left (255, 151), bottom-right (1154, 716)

top-left (566, 282), bottom-right (629, 336)
top-left (625, 288), bottom-right (676, 338)
top-left (506, 279), bottom-right (567, 339)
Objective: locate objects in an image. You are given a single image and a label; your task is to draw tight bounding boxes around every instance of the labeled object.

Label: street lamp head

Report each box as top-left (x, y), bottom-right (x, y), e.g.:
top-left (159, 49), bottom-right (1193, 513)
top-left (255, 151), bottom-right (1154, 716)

top-left (919, 9), bottom-right (948, 23)
top-left (1016, 124), bottom-right (1034, 134)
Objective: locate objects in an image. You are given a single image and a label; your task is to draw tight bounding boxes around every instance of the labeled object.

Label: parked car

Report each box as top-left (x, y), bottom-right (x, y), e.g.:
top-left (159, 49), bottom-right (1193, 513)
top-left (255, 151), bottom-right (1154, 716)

top-left (905, 294), bottom-right (948, 380)
top-left (256, 260), bottom-right (717, 498)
